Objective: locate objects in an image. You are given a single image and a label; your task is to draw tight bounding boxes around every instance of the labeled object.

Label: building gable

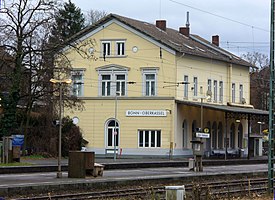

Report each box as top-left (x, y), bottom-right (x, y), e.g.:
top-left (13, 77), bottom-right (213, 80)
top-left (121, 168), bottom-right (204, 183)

top-left (66, 18), bottom-right (176, 56)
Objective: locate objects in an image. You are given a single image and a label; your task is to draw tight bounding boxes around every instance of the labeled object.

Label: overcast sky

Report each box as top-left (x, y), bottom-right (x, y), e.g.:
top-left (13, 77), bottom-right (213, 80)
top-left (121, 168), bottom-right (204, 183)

top-left (72, 0), bottom-right (270, 57)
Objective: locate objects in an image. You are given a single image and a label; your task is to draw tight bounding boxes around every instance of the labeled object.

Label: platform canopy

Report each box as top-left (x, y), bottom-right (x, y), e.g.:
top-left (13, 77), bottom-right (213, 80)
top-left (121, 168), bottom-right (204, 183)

top-left (176, 100), bottom-right (268, 121)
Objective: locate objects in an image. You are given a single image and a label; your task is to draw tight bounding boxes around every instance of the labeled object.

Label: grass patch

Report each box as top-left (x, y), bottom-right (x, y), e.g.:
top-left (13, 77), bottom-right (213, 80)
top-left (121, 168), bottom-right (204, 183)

top-left (21, 154), bottom-right (46, 159)
top-left (0, 162), bottom-right (33, 167)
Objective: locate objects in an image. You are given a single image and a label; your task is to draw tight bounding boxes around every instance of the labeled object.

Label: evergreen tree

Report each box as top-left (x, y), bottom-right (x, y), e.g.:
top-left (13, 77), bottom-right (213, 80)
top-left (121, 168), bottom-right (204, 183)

top-left (51, 0), bottom-right (85, 42)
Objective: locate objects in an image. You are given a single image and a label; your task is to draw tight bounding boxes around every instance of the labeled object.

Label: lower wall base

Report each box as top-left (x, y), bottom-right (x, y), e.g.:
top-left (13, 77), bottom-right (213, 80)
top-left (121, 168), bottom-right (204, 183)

top-left (85, 147), bottom-right (194, 158)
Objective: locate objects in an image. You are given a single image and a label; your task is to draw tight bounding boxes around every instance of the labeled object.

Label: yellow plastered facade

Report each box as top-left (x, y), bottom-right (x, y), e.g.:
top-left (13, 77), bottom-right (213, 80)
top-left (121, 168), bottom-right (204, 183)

top-left (62, 18), bottom-right (250, 157)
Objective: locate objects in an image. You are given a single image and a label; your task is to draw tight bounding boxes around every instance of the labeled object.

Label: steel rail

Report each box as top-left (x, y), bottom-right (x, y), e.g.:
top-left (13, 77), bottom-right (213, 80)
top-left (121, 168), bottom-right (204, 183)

top-left (15, 178), bottom-right (269, 200)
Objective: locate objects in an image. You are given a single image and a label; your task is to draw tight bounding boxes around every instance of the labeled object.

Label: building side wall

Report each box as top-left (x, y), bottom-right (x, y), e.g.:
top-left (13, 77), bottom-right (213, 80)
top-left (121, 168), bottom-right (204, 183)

top-left (176, 55), bottom-right (250, 105)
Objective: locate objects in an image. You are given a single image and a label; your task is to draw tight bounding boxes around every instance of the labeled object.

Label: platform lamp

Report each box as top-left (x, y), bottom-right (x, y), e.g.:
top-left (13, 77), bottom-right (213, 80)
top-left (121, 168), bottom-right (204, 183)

top-left (257, 121), bottom-right (265, 134)
top-left (50, 78), bottom-right (72, 178)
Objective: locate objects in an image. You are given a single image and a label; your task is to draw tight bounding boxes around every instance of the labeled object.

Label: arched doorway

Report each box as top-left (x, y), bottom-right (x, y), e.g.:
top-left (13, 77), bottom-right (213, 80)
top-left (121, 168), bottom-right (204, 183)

top-left (230, 123), bottom-right (235, 149)
top-left (238, 123), bottom-right (243, 148)
top-left (106, 119), bottom-right (119, 148)
top-left (218, 122), bottom-right (223, 149)
top-left (206, 121), bottom-right (211, 156)
top-left (212, 122), bottom-right (217, 149)
top-left (192, 120), bottom-right (197, 141)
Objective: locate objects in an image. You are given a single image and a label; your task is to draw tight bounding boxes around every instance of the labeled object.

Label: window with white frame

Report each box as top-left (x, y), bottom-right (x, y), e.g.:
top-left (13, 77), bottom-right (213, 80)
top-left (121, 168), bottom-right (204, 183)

top-left (102, 41), bottom-right (111, 57)
top-left (213, 80), bottom-right (218, 102)
top-left (184, 75), bottom-right (188, 98)
top-left (116, 74), bottom-right (126, 96)
top-left (219, 81), bottom-right (223, 103)
top-left (207, 79), bottom-right (212, 93)
top-left (138, 130), bottom-right (161, 148)
top-left (239, 84), bottom-right (243, 103)
top-left (142, 69), bottom-right (157, 96)
top-left (71, 70), bottom-right (84, 97)
top-left (193, 77), bottom-right (198, 96)
top-left (101, 74), bottom-right (111, 96)
top-left (100, 72), bottom-right (126, 96)
top-left (99, 71), bottom-right (127, 97)
top-left (116, 41), bottom-right (125, 56)
top-left (232, 83), bottom-right (236, 103)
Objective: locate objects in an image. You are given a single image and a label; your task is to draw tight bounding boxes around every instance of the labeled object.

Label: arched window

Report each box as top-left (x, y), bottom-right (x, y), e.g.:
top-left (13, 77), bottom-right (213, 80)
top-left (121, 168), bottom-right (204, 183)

top-left (230, 123), bottom-right (235, 148)
top-left (206, 121), bottom-right (211, 151)
top-left (106, 120), bottom-right (119, 147)
top-left (218, 122), bottom-right (223, 149)
top-left (182, 120), bottom-right (188, 148)
top-left (238, 123), bottom-right (243, 148)
top-left (212, 122), bottom-right (217, 149)
top-left (192, 120), bottom-right (197, 141)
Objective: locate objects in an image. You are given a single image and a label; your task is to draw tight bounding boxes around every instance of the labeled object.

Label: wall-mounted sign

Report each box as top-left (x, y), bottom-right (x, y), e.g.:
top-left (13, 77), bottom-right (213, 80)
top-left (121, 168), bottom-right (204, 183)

top-left (196, 132), bottom-right (210, 138)
top-left (126, 110), bottom-right (167, 117)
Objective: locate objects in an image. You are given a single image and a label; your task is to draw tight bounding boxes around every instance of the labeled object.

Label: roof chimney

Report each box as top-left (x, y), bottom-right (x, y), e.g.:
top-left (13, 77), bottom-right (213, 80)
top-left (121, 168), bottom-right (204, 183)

top-left (212, 35), bottom-right (219, 46)
top-left (156, 20), bottom-right (166, 31)
top-left (179, 11), bottom-right (190, 37)
top-left (179, 27), bottom-right (190, 37)
top-left (186, 11), bottom-right (190, 28)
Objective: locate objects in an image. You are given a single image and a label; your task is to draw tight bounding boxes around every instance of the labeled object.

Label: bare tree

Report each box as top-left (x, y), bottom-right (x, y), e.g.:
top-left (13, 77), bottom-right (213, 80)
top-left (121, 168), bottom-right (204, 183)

top-left (85, 10), bottom-right (108, 26)
top-left (241, 52), bottom-right (270, 111)
top-left (0, 0), bottom-right (93, 156)
top-left (241, 52), bottom-right (269, 71)
top-left (0, 0), bottom-right (60, 137)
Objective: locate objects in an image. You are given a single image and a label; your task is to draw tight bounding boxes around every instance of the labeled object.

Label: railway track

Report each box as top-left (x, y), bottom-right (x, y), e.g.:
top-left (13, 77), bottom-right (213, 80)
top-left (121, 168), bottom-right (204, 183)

top-left (15, 178), bottom-right (268, 200)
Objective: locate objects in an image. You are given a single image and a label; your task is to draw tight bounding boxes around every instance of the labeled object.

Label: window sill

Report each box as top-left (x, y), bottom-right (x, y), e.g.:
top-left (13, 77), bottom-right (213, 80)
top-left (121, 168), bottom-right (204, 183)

top-left (143, 95), bottom-right (157, 97)
top-left (100, 55), bottom-right (128, 58)
top-left (99, 95), bottom-right (126, 97)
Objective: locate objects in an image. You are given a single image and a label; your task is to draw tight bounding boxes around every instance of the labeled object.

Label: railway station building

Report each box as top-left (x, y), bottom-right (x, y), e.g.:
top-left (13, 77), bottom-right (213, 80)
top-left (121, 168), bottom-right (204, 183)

top-left (58, 14), bottom-right (267, 158)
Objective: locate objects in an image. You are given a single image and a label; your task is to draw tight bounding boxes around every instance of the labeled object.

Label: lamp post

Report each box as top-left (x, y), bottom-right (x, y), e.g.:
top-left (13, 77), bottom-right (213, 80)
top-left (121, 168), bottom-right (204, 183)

top-left (200, 97), bottom-right (203, 131)
top-left (257, 121), bottom-right (265, 134)
top-left (114, 91), bottom-right (119, 161)
top-left (50, 78), bottom-right (72, 178)
top-left (113, 81), bottom-right (136, 161)
top-left (199, 95), bottom-right (211, 131)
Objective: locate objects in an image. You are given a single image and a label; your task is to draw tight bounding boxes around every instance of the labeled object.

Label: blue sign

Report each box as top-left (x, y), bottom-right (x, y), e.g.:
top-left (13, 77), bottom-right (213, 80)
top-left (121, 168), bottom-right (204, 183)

top-left (12, 135), bottom-right (24, 148)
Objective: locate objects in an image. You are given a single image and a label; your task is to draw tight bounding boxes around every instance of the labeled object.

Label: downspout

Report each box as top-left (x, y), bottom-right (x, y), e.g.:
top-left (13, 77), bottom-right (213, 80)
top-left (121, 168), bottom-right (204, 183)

top-left (247, 114), bottom-right (251, 160)
top-left (169, 103), bottom-right (175, 159)
top-left (228, 64), bottom-right (233, 103)
top-left (225, 112), bottom-right (228, 160)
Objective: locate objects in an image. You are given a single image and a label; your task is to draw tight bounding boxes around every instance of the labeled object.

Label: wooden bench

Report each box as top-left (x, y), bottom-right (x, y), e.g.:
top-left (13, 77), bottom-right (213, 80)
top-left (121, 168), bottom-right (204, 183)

top-left (93, 163), bottom-right (104, 177)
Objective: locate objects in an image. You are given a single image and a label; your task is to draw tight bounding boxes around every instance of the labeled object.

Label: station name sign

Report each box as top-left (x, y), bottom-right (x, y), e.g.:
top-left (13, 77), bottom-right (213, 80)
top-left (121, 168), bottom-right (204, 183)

top-left (196, 132), bottom-right (210, 138)
top-left (126, 110), bottom-right (167, 117)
